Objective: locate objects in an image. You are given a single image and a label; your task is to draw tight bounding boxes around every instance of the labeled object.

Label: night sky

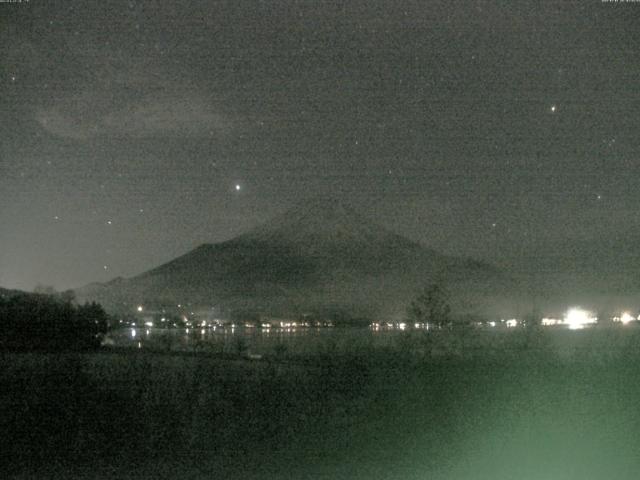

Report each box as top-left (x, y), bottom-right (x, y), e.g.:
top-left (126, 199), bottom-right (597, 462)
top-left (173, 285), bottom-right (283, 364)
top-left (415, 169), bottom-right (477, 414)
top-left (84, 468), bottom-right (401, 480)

top-left (2, 0), bottom-right (640, 291)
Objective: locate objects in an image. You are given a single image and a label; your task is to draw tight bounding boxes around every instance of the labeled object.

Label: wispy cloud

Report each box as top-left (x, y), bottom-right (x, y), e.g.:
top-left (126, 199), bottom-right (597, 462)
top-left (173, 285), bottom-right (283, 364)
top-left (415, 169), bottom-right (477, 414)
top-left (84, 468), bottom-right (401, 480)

top-left (34, 53), bottom-right (235, 141)
top-left (37, 94), bottom-right (231, 140)
top-left (36, 89), bottom-right (233, 140)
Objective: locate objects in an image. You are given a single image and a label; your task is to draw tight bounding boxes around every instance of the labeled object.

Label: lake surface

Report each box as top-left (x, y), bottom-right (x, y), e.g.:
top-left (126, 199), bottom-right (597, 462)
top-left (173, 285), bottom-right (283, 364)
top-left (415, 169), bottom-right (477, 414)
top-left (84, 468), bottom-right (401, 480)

top-left (105, 323), bottom-right (640, 359)
top-left (106, 325), bottom-right (405, 355)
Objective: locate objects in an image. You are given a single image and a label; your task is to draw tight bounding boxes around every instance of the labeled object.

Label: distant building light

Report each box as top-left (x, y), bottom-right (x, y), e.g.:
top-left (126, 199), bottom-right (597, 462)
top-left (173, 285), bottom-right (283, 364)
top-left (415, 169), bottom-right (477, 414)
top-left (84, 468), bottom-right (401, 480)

top-left (137, 305), bottom-right (143, 312)
top-left (620, 312), bottom-right (634, 325)
top-left (145, 321), bottom-right (153, 327)
top-left (506, 319), bottom-right (518, 328)
top-left (541, 317), bottom-right (561, 326)
top-left (564, 308), bottom-right (596, 330)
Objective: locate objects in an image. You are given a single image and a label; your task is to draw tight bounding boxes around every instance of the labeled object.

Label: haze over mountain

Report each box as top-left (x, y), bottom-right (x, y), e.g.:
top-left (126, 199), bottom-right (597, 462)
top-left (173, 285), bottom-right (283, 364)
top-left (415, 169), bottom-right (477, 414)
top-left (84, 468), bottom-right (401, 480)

top-left (77, 199), bottom-right (513, 321)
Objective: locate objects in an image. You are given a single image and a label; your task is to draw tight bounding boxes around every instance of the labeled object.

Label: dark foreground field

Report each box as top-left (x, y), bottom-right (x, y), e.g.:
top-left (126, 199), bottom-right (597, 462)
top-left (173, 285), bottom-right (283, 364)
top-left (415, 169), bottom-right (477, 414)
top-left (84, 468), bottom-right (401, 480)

top-left (3, 328), bottom-right (640, 479)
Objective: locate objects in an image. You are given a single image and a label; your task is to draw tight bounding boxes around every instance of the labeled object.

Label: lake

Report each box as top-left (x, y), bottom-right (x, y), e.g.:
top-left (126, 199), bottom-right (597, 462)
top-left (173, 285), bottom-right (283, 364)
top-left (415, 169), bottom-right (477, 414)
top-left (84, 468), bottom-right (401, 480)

top-left (104, 323), bottom-right (640, 361)
top-left (105, 325), bottom-right (408, 355)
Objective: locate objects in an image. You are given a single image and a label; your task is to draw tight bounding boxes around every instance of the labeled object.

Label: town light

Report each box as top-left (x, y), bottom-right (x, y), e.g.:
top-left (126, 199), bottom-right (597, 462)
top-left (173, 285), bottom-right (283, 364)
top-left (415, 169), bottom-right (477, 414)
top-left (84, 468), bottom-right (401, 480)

top-left (620, 312), bottom-right (634, 325)
top-left (564, 308), bottom-right (596, 330)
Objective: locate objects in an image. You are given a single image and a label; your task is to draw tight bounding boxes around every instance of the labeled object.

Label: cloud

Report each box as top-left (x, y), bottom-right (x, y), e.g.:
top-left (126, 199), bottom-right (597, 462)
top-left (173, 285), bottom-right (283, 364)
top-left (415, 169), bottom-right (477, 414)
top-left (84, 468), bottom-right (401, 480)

top-left (36, 90), bottom-right (234, 140)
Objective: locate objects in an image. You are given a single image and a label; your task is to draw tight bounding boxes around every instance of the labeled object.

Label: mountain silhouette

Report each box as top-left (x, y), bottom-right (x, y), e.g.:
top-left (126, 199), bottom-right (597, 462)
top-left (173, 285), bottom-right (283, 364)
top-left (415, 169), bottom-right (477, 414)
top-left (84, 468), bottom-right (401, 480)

top-left (77, 199), bottom-right (509, 320)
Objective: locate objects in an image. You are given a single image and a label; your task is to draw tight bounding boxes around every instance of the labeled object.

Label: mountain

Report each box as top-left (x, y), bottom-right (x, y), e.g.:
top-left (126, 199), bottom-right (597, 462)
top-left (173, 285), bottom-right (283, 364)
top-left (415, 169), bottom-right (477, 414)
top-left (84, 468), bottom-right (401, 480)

top-left (77, 199), bottom-right (512, 320)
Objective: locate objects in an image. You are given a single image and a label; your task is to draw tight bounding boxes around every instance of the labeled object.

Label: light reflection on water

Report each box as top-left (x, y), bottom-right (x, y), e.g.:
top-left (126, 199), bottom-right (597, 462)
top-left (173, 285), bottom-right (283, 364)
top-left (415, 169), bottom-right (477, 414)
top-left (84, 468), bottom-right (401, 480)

top-left (104, 324), bottom-right (632, 357)
top-left (107, 325), bottom-right (398, 355)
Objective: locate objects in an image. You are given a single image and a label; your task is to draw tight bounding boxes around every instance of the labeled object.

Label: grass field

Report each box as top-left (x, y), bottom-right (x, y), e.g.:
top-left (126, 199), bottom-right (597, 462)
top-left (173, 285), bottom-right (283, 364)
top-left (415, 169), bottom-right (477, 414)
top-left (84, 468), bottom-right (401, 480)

top-left (3, 327), bottom-right (640, 479)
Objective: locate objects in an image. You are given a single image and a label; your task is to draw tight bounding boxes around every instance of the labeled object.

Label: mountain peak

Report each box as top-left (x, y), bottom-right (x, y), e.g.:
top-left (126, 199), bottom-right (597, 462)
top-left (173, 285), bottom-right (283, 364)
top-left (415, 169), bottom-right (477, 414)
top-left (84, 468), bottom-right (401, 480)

top-left (240, 198), bottom-right (400, 248)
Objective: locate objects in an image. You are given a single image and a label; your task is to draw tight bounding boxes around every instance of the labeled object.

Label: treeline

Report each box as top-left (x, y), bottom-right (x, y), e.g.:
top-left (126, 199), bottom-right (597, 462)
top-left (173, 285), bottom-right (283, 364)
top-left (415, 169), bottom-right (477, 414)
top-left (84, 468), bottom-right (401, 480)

top-left (0, 290), bottom-right (108, 351)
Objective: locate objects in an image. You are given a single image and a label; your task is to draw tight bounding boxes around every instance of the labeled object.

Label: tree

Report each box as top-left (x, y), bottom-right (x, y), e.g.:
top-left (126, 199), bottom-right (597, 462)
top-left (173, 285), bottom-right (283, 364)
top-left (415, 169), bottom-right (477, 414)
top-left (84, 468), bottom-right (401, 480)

top-left (0, 292), bottom-right (108, 351)
top-left (407, 283), bottom-right (452, 329)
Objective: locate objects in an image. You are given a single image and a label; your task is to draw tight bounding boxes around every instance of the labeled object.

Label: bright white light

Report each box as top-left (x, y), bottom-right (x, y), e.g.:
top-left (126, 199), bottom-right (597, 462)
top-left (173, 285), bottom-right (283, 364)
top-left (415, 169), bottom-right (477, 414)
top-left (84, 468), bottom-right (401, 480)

top-left (550, 105), bottom-right (557, 113)
top-left (506, 319), bottom-right (517, 328)
top-left (620, 312), bottom-right (634, 325)
top-left (564, 308), bottom-right (596, 330)
top-left (235, 184), bottom-right (241, 191)
top-left (398, 322), bottom-right (406, 330)
top-left (145, 321), bottom-right (153, 327)
top-left (137, 305), bottom-right (143, 312)
top-left (541, 317), bottom-right (561, 326)
top-left (131, 328), bottom-right (136, 338)
top-left (488, 321), bottom-right (496, 328)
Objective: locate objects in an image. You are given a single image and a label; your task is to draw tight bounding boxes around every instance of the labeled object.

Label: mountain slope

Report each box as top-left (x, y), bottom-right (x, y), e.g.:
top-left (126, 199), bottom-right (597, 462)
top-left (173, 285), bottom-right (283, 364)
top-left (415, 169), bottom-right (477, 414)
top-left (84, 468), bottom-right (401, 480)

top-left (77, 200), bottom-right (510, 319)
